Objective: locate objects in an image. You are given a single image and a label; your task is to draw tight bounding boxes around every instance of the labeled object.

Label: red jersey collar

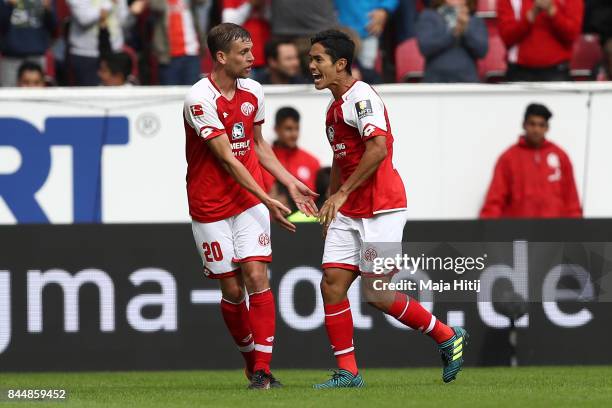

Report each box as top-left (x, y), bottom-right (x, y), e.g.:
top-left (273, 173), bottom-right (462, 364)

top-left (335, 79), bottom-right (359, 101)
top-left (207, 75), bottom-right (237, 101)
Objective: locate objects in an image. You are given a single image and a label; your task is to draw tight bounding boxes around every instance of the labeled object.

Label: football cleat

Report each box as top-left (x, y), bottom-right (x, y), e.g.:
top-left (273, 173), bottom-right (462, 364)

top-left (247, 370), bottom-right (271, 390)
top-left (438, 326), bottom-right (469, 383)
top-left (313, 369), bottom-right (365, 389)
top-left (268, 372), bottom-right (283, 388)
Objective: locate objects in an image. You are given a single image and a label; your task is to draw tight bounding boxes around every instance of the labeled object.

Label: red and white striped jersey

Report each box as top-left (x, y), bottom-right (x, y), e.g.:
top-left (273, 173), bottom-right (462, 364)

top-left (167, 0), bottom-right (200, 57)
top-left (183, 76), bottom-right (266, 222)
top-left (325, 80), bottom-right (407, 218)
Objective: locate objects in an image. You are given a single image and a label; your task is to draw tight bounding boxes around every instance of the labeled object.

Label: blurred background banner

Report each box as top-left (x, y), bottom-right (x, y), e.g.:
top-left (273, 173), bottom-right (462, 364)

top-left (0, 220), bottom-right (611, 372)
top-left (1, 84), bottom-right (612, 224)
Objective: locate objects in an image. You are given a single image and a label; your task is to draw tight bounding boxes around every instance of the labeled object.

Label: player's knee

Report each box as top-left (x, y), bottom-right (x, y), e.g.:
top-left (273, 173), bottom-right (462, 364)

top-left (320, 272), bottom-right (335, 293)
top-left (241, 266), bottom-right (268, 292)
top-left (221, 284), bottom-right (244, 304)
top-left (320, 273), bottom-right (343, 300)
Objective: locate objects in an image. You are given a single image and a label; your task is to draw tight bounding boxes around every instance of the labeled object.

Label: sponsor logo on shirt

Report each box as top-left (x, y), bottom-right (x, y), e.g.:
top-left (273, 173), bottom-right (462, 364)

top-left (355, 100), bottom-right (373, 119)
top-left (190, 104), bottom-right (204, 117)
top-left (333, 141), bottom-right (347, 159)
top-left (232, 122), bottom-right (245, 140)
top-left (241, 102), bottom-right (255, 116)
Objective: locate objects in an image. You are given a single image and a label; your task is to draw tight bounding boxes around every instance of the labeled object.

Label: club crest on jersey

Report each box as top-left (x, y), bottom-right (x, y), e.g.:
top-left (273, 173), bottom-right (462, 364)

top-left (241, 102), bottom-right (255, 116)
top-left (355, 100), bottom-right (373, 119)
top-left (232, 122), bottom-right (245, 140)
top-left (363, 247), bottom-right (378, 262)
top-left (258, 233), bottom-right (270, 246)
top-left (326, 125), bottom-right (335, 143)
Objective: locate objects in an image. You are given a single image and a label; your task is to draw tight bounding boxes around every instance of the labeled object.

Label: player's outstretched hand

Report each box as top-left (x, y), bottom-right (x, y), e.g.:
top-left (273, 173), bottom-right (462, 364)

top-left (264, 198), bottom-right (296, 233)
top-left (318, 191), bottom-right (348, 233)
top-left (288, 181), bottom-right (319, 217)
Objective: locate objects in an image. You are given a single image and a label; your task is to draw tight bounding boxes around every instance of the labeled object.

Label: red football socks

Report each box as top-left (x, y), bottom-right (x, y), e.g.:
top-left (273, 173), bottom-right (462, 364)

top-left (324, 298), bottom-right (358, 375)
top-left (387, 292), bottom-right (454, 344)
top-left (248, 289), bottom-right (276, 373)
top-left (220, 297), bottom-right (255, 373)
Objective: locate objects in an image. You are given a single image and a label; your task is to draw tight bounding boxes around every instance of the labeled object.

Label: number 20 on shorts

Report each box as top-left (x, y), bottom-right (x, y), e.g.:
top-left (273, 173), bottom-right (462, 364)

top-left (202, 241), bottom-right (223, 262)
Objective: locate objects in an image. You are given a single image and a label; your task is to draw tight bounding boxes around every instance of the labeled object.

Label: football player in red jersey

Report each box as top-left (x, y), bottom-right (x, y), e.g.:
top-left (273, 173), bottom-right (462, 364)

top-left (308, 30), bottom-right (469, 388)
top-left (183, 23), bottom-right (317, 389)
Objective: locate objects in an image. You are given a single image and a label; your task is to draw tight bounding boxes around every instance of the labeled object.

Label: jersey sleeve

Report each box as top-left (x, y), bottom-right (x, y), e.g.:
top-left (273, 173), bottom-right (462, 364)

top-left (254, 83), bottom-right (265, 125)
top-left (184, 90), bottom-right (226, 140)
top-left (351, 89), bottom-right (388, 141)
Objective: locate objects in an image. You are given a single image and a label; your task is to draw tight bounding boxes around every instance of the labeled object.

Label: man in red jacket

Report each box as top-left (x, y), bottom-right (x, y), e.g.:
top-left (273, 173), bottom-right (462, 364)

top-left (263, 107), bottom-right (321, 193)
top-left (497, 0), bottom-right (583, 81)
top-left (480, 103), bottom-right (582, 218)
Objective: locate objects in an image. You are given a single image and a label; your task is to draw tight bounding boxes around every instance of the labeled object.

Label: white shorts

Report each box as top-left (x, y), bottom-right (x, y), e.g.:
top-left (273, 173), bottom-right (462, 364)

top-left (322, 210), bottom-right (408, 276)
top-left (191, 203), bottom-right (272, 279)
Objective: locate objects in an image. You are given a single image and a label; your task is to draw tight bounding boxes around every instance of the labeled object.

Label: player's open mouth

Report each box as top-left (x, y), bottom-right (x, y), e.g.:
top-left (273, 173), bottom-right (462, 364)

top-left (312, 73), bottom-right (323, 83)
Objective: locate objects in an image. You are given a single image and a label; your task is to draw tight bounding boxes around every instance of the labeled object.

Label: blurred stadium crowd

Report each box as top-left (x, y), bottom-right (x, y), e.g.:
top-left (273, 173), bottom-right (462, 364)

top-left (1, 0), bottom-right (610, 88)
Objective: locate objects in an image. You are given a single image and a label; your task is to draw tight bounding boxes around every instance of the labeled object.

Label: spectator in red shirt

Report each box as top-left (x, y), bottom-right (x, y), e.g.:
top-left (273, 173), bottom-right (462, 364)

top-left (263, 107), bottom-right (321, 194)
top-left (480, 103), bottom-right (582, 218)
top-left (497, 0), bottom-right (583, 81)
top-left (222, 0), bottom-right (270, 71)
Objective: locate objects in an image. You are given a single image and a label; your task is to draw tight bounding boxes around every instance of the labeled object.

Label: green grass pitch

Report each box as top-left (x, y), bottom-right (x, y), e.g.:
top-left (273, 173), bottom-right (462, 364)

top-left (1, 366), bottom-right (611, 407)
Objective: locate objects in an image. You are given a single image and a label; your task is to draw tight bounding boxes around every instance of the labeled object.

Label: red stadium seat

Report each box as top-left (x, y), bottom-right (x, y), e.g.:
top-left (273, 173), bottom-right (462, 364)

top-left (478, 33), bottom-right (507, 82)
top-left (395, 38), bottom-right (425, 82)
top-left (570, 34), bottom-right (603, 81)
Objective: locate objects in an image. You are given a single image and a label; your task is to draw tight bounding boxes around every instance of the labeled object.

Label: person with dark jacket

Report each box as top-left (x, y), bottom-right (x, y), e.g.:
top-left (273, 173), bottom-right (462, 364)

top-left (271, 0), bottom-right (337, 74)
top-left (497, 0), bottom-right (583, 81)
top-left (254, 39), bottom-right (309, 84)
top-left (0, 0), bottom-right (56, 87)
top-left (416, 0), bottom-right (488, 83)
top-left (587, 0), bottom-right (612, 80)
top-left (480, 103), bottom-right (582, 218)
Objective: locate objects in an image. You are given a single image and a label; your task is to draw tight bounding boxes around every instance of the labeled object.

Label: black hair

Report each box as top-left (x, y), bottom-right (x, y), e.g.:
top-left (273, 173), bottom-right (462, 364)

top-left (17, 61), bottom-right (44, 80)
top-left (310, 29), bottom-right (355, 74)
top-left (207, 23), bottom-right (252, 61)
top-left (100, 52), bottom-right (132, 79)
top-left (265, 38), bottom-right (297, 62)
top-left (524, 103), bottom-right (553, 122)
top-left (275, 106), bottom-right (300, 127)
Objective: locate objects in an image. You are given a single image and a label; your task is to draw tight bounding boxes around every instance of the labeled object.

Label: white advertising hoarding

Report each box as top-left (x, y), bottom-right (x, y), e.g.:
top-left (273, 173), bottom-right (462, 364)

top-left (0, 83), bottom-right (610, 223)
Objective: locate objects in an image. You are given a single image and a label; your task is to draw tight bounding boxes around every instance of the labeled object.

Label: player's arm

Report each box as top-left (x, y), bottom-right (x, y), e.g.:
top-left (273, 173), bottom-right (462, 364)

top-left (206, 135), bottom-right (296, 232)
top-left (319, 136), bottom-right (387, 229)
top-left (253, 125), bottom-right (319, 216)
